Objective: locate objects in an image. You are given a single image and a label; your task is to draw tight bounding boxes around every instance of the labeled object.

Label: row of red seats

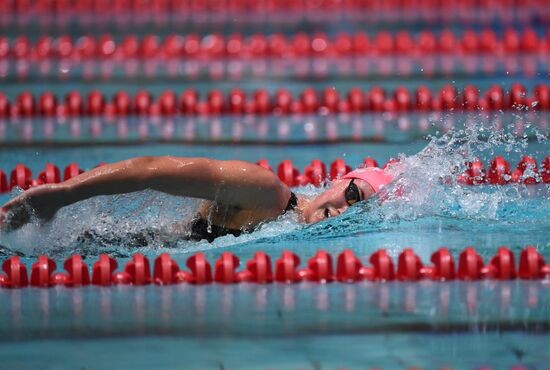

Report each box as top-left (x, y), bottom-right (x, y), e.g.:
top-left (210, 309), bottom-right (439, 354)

top-left (1, 29), bottom-right (548, 61)
top-left (1, 155), bottom-right (548, 192)
top-left (0, 246), bottom-right (547, 288)
top-left (1, 84), bottom-right (549, 118)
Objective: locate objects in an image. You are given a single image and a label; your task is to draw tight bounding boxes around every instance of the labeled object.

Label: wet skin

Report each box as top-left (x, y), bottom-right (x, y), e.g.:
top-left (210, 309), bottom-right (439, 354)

top-left (0, 156), bottom-right (376, 233)
top-left (298, 178), bottom-right (375, 223)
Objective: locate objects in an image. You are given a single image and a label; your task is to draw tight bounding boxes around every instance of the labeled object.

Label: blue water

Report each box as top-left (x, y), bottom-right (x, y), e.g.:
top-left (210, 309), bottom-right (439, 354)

top-left (2, 8), bottom-right (550, 368)
top-left (0, 113), bottom-right (549, 368)
top-left (1, 135), bottom-right (548, 260)
top-left (0, 281), bottom-right (549, 369)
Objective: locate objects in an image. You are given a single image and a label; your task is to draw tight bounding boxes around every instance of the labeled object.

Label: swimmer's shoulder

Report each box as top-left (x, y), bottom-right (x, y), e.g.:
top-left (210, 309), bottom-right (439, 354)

top-left (196, 192), bottom-right (296, 232)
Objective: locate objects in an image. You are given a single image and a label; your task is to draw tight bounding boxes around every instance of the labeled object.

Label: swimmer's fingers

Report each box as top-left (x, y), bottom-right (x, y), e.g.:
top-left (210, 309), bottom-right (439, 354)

top-left (0, 202), bottom-right (33, 232)
top-left (0, 185), bottom-right (62, 231)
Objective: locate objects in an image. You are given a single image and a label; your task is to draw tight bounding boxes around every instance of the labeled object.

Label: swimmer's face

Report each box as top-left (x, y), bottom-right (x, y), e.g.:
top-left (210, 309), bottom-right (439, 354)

top-left (302, 178), bottom-right (375, 223)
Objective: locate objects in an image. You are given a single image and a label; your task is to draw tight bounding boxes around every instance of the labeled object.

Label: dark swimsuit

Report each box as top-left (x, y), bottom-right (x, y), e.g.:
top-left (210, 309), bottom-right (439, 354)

top-left (74, 192), bottom-right (298, 246)
top-left (189, 192), bottom-right (298, 242)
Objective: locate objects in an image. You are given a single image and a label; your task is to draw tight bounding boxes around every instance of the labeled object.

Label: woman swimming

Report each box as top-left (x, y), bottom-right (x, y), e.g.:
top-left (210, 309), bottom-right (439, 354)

top-left (0, 156), bottom-right (394, 242)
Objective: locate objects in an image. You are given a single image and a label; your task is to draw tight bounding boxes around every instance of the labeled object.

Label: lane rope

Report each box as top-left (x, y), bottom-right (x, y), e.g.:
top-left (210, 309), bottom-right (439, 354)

top-left (1, 29), bottom-right (549, 61)
top-left (0, 246), bottom-right (548, 288)
top-left (1, 154), bottom-right (548, 192)
top-left (1, 83), bottom-right (549, 118)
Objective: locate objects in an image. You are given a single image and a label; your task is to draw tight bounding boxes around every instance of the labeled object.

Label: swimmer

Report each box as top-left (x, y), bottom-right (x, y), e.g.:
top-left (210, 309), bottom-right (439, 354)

top-left (0, 156), bottom-right (393, 242)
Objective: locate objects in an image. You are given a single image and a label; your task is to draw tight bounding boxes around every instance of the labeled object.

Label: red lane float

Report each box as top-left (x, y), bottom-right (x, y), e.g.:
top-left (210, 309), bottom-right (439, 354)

top-left (1, 0), bottom-right (544, 22)
top-left (1, 30), bottom-right (549, 61)
top-left (457, 155), bottom-right (548, 185)
top-left (64, 254), bottom-right (90, 286)
top-left (1, 0), bottom-right (539, 11)
top-left (38, 163), bottom-right (61, 184)
top-left (0, 255), bottom-right (28, 288)
top-left (9, 163), bottom-right (32, 190)
top-left (0, 170), bottom-right (7, 193)
top-left (274, 250), bottom-right (301, 283)
top-left (3, 56), bottom-right (548, 81)
top-left (1, 84), bottom-right (549, 118)
top-left (30, 255), bottom-right (56, 287)
top-left (151, 252), bottom-right (182, 285)
top-left (1, 155), bottom-right (548, 193)
top-left (1, 246), bottom-right (548, 288)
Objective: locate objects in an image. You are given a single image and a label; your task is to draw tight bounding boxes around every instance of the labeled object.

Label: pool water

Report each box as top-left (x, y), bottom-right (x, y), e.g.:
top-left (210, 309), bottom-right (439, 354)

top-left (1, 116), bottom-right (549, 368)
top-left (1, 130), bottom-right (548, 258)
top-left (1, 3), bottom-right (550, 368)
top-left (0, 282), bottom-right (549, 369)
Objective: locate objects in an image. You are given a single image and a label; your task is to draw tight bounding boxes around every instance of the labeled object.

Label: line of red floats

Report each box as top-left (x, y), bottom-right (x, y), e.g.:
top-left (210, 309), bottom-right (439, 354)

top-left (455, 155), bottom-right (550, 186)
top-left (0, 162), bottom-right (88, 192)
top-left (0, 56), bottom-right (546, 81)
top-left (0, 0), bottom-right (541, 12)
top-left (0, 246), bottom-right (548, 288)
top-left (1, 0), bottom-right (544, 14)
top-left (1, 154), bottom-right (548, 193)
top-left (0, 0), bottom-right (546, 13)
top-left (260, 155), bottom-right (550, 186)
top-left (2, 29), bottom-right (549, 61)
top-left (1, 83), bottom-right (549, 118)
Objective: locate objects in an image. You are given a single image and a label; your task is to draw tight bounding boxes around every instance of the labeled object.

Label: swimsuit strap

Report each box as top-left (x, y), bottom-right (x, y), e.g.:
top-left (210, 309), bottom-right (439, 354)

top-left (191, 192), bottom-right (297, 243)
top-left (189, 218), bottom-right (243, 243)
top-left (284, 192), bottom-right (298, 213)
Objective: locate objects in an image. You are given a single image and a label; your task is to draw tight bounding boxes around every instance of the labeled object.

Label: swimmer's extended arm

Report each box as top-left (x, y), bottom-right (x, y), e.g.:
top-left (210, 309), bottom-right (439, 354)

top-left (0, 156), bottom-right (290, 230)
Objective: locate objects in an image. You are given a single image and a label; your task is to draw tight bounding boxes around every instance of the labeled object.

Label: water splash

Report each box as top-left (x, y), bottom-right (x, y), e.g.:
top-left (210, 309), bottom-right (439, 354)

top-left (0, 113), bottom-right (548, 258)
top-left (297, 113), bottom-right (549, 244)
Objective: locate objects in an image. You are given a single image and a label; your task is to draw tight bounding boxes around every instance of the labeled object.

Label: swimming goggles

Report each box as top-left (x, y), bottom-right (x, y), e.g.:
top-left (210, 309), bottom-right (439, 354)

top-left (344, 179), bottom-right (361, 206)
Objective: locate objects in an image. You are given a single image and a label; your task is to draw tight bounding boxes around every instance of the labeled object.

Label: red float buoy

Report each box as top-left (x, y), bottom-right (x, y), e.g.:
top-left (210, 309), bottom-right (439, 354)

top-left (369, 249), bottom-right (395, 281)
top-left (10, 163), bottom-right (32, 190)
top-left (397, 248), bottom-right (423, 281)
top-left (277, 160), bottom-right (299, 186)
top-left (457, 247), bottom-right (484, 280)
top-left (244, 251), bottom-right (273, 283)
top-left (63, 163), bottom-right (84, 181)
top-left (65, 91), bottom-right (83, 116)
top-left (38, 91), bottom-right (57, 117)
top-left (38, 163), bottom-right (61, 184)
top-left (304, 159), bottom-right (327, 186)
top-left (329, 158), bottom-right (351, 180)
top-left (87, 90), bottom-right (105, 115)
top-left (186, 252), bottom-right (213, 284)
top-left (488, 156), bottom-right (511, 184)
top-left (306, 250), bottom-right (334, 282)
top-left (214, 251), bottom-right (240, 284)
top-left (275, 250), bottom-right (301, 283)
top-left (336, 249), bottom-right (363, 282)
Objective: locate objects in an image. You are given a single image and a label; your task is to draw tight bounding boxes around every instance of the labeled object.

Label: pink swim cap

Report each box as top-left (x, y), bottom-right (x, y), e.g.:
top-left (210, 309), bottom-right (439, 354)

top-left (341, 167), bottom-right (394, 192)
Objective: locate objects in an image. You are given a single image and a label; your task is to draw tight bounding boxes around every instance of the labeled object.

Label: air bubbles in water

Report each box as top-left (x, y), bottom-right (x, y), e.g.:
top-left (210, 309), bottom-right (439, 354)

top-left (0, 112), bottom-right (548, 258)
top-left (302, 111), bottom-right (548, 241)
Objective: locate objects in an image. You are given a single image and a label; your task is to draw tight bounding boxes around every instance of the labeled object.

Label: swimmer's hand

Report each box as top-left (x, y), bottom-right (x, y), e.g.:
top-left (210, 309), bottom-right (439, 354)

top-left (0, 184), bottom-right (67, 232)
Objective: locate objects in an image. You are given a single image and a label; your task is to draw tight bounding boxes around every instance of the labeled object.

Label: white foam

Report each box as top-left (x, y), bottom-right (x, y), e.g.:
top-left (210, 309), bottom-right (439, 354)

top-left (0, 112), bottom-right (548, 257)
